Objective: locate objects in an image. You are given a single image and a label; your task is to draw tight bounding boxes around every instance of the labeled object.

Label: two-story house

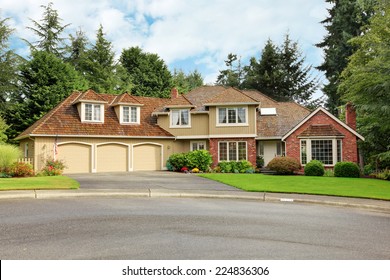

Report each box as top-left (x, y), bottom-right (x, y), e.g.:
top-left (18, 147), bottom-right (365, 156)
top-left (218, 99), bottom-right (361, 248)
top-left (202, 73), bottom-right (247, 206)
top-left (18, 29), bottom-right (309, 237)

top-left (16, 86), bottom-right (364, 173)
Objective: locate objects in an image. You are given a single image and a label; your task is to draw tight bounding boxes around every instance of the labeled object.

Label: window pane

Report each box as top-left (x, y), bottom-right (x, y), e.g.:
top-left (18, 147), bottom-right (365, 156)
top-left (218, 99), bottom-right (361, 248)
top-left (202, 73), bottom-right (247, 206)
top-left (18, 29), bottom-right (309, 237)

top-left (130, 107), bottom-right (137, 123)
top-left (229, 142), bottom-right (237, 161)
top-left (219, 142), bottom-right (227, 161)
top-left (228, 108), bottom-right (236, 123)
top-left (181, 109), bottom-right (189, 125)
top-left (311, 140), bottom-right (333, 165)
top-left (171, 110), bottom-right (179, 126)
top-left (337, 140), bottom-right (342, 162)
top-left (85, 104), bottom-right (92, 121)
top-left (237, 108), bottom-right (246, 123)
top-left (94, 105), bottom-right (101, 121)
top-left (192, 143), bottom-right (198, 151)
top-left (218, 108), bottom-right (227, 124)
top-left (259, 142), bottom-right (264, 156)
top-left (238, 142), bottom-right (247, 160)
top-left (301, 140), bottom-right (307, 164)
top-left (198, 143), bottom-right (205, 150)
top-left (123, 107), bottom-right (130, 122)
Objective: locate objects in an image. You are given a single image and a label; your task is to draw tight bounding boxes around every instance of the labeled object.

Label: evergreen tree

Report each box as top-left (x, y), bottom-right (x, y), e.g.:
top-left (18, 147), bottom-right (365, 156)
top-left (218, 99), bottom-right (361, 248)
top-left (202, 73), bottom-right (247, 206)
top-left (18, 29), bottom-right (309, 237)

top-left (83, 25), bottom-right (131, 93)
top-left (26, 2), bottom-right (70, 58)
top-left (65, 28), bottom-right (89, 72)
top-left (316, 0), bottom-right (376, 115)
top-left (120, 46), bottom-right (173, 98)
top-left (215, 53), bottom-right (244, 88)
top-left (0, 115), bottom-right (9, 143)
top-left (172, 69), bottom-right (204, 93)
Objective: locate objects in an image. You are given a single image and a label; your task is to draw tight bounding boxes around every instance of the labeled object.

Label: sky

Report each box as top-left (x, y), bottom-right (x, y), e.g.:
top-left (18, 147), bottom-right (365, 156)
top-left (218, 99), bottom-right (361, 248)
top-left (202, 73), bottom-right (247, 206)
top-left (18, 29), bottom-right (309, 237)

top-left (0, 0), bottom-right (331, 89)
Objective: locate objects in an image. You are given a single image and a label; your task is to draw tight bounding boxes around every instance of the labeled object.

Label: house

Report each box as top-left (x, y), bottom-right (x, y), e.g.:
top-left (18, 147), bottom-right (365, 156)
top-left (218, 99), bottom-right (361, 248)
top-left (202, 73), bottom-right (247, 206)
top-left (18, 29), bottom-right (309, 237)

top-left (15, 86), bottom-right (364, 173)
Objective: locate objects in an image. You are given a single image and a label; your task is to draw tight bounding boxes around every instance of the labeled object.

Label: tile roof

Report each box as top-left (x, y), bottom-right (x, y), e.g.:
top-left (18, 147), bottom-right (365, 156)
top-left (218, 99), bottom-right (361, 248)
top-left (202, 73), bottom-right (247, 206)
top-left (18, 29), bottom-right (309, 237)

top-left (299, 125), bottom-right (344, 137)
top-left (71, 89), bottom-right (108, 104)
top-left (203, 87), bottom-right (259, 105)
top-left (164, 94), bottom-right (194, 108)
top-left (17, 91), bottom-right (174, 139)
top-left (111, 92), bottom-right (143, 106)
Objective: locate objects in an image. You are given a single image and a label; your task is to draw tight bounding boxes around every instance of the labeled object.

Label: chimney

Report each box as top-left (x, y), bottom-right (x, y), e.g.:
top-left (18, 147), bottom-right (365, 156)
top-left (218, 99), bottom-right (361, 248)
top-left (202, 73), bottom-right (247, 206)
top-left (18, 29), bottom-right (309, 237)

top-left (171, 88), bottom-right (179, 99)
top-left (345, 102), bottom-right (356, 130)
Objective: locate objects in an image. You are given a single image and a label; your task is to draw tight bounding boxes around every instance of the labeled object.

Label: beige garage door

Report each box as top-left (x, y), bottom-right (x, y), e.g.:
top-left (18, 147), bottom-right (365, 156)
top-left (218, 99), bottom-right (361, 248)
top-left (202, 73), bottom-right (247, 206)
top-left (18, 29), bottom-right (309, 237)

top-left (133, 144), bottom-right (161, 171)
top-left (97, 144), bottom-right (128, 172)
top-left (58, 143), bottom-right (91, 173)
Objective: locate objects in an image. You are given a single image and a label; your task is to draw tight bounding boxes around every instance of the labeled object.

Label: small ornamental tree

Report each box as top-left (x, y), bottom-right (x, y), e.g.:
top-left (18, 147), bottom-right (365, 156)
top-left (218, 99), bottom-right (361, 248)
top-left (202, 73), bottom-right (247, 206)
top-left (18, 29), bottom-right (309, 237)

top-left (267, 156), bottom-right (301, 175)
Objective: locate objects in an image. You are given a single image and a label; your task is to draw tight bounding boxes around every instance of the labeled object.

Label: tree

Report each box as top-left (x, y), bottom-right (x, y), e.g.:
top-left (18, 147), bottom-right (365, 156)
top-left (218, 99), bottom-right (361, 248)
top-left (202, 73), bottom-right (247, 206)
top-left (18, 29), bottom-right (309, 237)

top-left (83, 25), bottom-right (131, 93)
top-left (0, 16), bottom-right (21, 113)
top-left (65, 28), bottom-right (89, 72)
top-left (216, 53), bottom-right (244, 88)
top-left (26, 2), bottom-right (70, 58)
top-left (5, 51), bottom-right (88, 140)
top-left (0, 115), bottom-right (9, 143)
top-left (316, 0), bottom-right (376, 115)
top-left (339, 1), bottom-right (390, 161)
top-left (172, 69), bottom-right (204, 93)
top-left (120, 46), bottom-right (173, 98)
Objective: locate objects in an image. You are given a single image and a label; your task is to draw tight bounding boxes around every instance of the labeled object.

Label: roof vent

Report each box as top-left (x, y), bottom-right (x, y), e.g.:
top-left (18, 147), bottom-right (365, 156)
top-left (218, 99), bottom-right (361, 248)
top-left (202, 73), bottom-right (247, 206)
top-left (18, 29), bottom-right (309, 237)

top-left (260, 108), bottom-right (277, 115)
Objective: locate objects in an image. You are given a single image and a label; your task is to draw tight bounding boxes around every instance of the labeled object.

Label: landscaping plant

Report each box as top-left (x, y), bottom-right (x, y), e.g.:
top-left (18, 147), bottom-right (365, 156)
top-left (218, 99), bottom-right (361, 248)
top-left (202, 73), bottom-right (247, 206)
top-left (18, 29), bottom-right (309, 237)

top-left (217, 160), bottom-right (254, 173)
top-left (10, 162), bottom-right (34, 177)
top-left (334, 161), bottom-right (360, 178)
top-left (267, 156), bottom-right (301, 175)
top-left (304, 160), bottom-right (325, 176)
top-left (0, 143), bottom-right (21, 172)
top-left (42, 158), bottom-right (66, 176)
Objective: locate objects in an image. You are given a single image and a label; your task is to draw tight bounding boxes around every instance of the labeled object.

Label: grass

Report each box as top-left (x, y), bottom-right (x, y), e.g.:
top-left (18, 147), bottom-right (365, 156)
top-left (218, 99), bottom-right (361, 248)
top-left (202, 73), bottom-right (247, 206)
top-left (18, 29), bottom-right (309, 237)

top-left (0, 176), bottom-right (80, 191)
top-left (199, 173), bottom-right (390, 200)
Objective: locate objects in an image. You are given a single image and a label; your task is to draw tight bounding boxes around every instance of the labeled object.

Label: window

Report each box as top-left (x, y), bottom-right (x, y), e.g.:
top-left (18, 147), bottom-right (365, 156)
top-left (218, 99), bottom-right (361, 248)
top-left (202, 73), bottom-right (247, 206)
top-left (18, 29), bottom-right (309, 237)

top-left (300, 139), bottom-right (343, 165)
top-left (191, 141), bottom-right (206, 151)
top-left (122, 106), bottom-right (139, 124)
top-left (276, 141), bottom-right (285, 156)
top-left (24, 143), bottom-right (29, 158)
top-left (217, 107), bottom-right (247, 125)
top-left (171, 109), bottom-right (190, 127)
top-left (218, 141), bottom-right (247, 161)
top-left (84, 103), bottom-right (103, 122)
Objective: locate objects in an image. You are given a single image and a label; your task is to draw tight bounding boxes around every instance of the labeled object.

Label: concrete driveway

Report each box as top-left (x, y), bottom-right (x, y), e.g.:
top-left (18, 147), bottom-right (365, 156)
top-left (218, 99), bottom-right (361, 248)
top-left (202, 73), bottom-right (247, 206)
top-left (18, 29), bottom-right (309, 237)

top-left (68, 171), bottom-right (240, 192)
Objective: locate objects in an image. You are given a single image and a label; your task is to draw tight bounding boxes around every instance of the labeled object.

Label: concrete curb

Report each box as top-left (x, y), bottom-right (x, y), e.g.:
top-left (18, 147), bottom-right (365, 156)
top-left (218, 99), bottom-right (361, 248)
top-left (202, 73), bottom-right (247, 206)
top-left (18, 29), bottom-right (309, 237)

top-left (1, 189), bottom-right (389, 212)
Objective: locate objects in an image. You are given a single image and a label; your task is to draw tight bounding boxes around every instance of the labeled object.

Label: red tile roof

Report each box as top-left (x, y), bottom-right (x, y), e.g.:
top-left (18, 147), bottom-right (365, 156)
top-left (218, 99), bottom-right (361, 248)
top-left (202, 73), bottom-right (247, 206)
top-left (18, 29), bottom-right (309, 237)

top-left (299, 125), bottom-right (344, 137)
top-left (111, 92), bottom-right (143, 106)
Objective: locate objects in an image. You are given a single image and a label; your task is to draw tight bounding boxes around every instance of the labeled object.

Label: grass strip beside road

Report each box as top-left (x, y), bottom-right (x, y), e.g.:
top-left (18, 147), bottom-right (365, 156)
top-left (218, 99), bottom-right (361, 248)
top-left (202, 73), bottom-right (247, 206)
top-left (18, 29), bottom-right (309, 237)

top-left (0, 176), bottom-right (80, 191)
top-left (199, 174), bottom-right (390, 200)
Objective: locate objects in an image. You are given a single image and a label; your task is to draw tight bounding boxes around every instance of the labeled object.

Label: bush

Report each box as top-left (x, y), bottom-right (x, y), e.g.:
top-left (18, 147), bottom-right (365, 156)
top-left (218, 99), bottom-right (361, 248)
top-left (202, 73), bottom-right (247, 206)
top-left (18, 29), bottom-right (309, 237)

top-left (42, 158), bottom-right (66, 176)
top-left (304, 160), bottom-right (325, 176)
top-left (334, 161), bottom-right (360, 178)
top-left (186, 150), bottom-right (213, 172)
top-left (217, 160), bottom-right (254, 173)
top-left (363, 164), bottom-right (374, 176)
top-left (374, 169), bottom-right (390, 180)
top-left (324, 169), bottom-right (334, 177)
top-left (166, 153), bottom-right (188, 171)
top-left (256, 155), bottom-right (264, 168)
top-left (267, 156), bottom-right (301, 175)
top-left (10, 162), bottom-right (34, 177)
top-left (0, 144), bottom-right (21, 171)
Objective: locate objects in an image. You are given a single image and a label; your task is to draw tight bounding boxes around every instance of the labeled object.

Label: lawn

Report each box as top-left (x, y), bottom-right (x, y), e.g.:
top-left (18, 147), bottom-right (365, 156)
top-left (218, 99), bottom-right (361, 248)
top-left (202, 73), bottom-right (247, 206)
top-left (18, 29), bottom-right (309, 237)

top-left (199, 173), bottom-right (390, 200)
top-left (0, 176), bottom-right (80, 191)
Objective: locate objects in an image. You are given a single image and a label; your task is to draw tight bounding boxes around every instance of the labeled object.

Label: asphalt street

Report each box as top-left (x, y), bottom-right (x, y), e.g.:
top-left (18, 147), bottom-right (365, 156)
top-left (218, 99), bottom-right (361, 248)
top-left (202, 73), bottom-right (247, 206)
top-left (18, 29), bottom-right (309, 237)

top-left (0, 197), bottom-right (389, 259)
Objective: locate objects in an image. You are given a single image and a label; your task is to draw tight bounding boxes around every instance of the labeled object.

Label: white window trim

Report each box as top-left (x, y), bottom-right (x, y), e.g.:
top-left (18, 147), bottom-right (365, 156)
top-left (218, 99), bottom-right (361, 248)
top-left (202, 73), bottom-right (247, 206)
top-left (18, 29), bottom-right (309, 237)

top-left (81, 103), bottom-right (104, 123)
top-left (190, 141), bottom-right (206, 151)
top-left (170, 109), bottom-right (191, 128)
top-left (218, 141), bottom-right (247, 162)
top-left (300, 138), bottom-right (343, 166)
top-left (120, 105), bottom-right (140, 124)
top-left (24, 142), bottom-right (29, 158)
top-left (216, 106), bottom-right (249, 127)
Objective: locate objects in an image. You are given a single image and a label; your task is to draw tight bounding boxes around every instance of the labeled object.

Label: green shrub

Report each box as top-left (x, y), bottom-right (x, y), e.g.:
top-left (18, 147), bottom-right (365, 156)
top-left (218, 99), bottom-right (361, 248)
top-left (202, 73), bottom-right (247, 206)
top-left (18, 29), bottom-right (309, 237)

top-left (304, 160), bottom-right (325, 176)
top-left (324, 169), bottom-right (334, 177)
top-left (217, 160), bottom-right (254, 173)
top-left (42, 158), bottom-right (66, 176)
top-left (374, 169), bottom-right (390, 180)
top-left (267, 156), bottom-right (301, 175)
top-left (186, 150), bottom-right (213, 172)
top-left (0, 144), bottom-right (21, 171)
top-left (256, 155), bottom-right (264, 168)
top-left (363, 164), bottom-right (374, 176)
top-left (334, 161), bottom-right (360, 178)
top-left (10, 162), bottom-right (34, 177)
top-left (166, 153), bottom-right (188, 171)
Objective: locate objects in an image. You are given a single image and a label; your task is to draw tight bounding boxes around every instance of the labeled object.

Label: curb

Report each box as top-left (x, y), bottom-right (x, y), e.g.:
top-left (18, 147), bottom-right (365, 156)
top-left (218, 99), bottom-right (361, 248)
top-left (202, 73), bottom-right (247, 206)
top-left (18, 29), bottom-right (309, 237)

top-left (1, 189), bottom-right (389, 212)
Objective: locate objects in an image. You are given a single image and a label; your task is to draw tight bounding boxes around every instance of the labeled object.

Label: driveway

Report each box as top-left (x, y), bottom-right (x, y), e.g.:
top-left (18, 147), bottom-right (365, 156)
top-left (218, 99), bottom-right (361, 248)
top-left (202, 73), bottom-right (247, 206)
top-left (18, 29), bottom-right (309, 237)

top-left (68, 171), bottom-right (240, 192)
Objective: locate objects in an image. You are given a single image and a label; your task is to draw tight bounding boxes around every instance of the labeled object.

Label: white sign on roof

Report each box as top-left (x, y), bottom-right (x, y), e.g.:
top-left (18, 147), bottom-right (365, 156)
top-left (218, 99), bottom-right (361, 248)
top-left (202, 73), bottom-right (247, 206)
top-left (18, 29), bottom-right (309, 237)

top-left (260, 108), bottom-right (277, 115)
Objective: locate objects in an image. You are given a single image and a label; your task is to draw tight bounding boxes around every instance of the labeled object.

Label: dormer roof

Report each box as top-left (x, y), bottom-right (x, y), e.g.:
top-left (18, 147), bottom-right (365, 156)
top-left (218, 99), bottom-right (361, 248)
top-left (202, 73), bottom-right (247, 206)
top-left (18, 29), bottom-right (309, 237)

top-left (71, 89), bottom-right (108, 104)
top-left (111, 92), bottom-right (144, 107)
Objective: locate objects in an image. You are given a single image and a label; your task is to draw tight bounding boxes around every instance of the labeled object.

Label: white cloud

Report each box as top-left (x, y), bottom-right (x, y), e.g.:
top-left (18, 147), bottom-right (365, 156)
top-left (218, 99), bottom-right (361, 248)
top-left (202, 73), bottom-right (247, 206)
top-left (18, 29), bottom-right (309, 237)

top-left (1, 0), bottom-right (329, 84)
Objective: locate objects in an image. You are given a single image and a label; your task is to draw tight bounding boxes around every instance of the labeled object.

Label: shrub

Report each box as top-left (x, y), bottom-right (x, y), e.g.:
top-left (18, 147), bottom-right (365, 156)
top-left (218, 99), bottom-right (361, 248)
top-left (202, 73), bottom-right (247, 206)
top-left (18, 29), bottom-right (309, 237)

top-left (324, 169), bottom-right (334, 177)
top-left (166, 153), bottom-right (188, 171)
top-left (304, 160), bottom-right (325, 176)
top-left (10, 162), bottom-right (34, 177)
top-left (0, 144), bottom-right (21, 171)
top-left (363, 164), bottom-right (374, 176)
top-left (192, 168), bottom-right (200, 173)
top-left (42, 158), bottom-right (66, 176)
top-left (334, 161), bottom-right (360, 178)
top-left (217, 160), bottom-right (254, 173)
top-left (186, 150), bottom-right (213, 172)
top-left (267, 156), bottom-right (301, 175)
top-left (374, 169), bottom-right (390, 180)
top-left (256, 155), bottom-right (264, 168)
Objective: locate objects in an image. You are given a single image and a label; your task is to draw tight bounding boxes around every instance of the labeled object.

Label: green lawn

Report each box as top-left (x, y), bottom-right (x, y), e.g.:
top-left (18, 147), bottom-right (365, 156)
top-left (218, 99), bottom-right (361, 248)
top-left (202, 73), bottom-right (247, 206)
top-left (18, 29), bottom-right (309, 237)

top-left (0, 176), bottom-right (80, 191)
top-left (199, 173), bottom-right (390, 200)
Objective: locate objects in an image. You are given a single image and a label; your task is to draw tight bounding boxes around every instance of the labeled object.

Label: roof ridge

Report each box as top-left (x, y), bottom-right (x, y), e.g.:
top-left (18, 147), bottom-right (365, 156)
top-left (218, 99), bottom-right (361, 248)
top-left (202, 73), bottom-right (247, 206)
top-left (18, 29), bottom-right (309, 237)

top-left (236, 88), bottom-right (263, 103)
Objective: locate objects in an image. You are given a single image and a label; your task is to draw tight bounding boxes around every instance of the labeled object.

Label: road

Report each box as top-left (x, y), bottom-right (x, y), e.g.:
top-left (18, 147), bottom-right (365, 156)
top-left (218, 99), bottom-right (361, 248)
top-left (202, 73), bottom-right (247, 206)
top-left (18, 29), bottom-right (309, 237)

top-left (0, 197), bottom-right (389, 259)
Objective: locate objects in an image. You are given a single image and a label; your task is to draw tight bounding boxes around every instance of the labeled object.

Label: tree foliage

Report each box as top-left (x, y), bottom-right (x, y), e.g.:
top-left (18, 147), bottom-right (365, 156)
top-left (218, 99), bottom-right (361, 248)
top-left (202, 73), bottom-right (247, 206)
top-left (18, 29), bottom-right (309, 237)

top-left (172, 69), bottom-right (204, 93)
top-left (216, 53), bottom-right (245, 88)
top-left (120, 46), bottom-right (173, 98)
top-left (339, 1), bottom-right (390, 159)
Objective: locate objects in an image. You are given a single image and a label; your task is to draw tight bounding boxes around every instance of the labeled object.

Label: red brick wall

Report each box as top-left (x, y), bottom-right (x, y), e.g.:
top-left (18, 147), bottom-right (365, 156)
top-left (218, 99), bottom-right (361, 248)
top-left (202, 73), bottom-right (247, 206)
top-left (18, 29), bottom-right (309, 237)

top-left (209, 137), bottom-right (257, 167)
top-left (285, 110), bottom-right (359, 165)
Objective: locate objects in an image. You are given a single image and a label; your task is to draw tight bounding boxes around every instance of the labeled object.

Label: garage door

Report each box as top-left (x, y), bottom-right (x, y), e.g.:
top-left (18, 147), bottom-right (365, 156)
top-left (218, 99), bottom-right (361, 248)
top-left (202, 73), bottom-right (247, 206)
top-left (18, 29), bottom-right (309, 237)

top-left (133, 144), bottom-right (161, 171)
top-left (58, 143), bottom-right (91, 173)
top-left (97, 144), bottom-right (128, 172)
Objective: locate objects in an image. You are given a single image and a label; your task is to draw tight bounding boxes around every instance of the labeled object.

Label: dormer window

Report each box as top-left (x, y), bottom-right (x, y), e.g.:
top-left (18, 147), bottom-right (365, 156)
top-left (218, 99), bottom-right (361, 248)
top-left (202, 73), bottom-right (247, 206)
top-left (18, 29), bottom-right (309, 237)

top-left (121, 106), bottom-right (140, 124)
top-left (170, 109), bottom-right (190, 128)
top-left (82, 103), bottom-right (104, 123)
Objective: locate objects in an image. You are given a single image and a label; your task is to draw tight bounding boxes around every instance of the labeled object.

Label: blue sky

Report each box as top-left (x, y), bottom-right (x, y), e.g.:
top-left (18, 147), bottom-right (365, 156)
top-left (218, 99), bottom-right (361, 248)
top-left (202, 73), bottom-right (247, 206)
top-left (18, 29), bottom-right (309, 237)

top-left (1, 0), bottom-right (330, 90)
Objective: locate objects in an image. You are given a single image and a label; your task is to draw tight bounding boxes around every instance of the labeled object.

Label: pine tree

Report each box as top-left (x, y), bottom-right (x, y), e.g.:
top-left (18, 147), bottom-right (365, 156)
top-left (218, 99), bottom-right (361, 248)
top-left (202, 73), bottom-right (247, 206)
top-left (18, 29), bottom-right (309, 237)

top-left (172, 69), bottom-right (204, 93)
top-left (216, 53), bottom-right (244, 88)
top-left (66, 28), bottom-right (89, 72)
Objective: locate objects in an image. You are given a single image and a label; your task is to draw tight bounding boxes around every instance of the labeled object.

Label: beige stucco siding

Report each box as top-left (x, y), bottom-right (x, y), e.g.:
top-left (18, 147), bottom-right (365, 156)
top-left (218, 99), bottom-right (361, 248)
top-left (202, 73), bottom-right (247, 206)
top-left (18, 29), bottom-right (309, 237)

top-left (97, 143), bottom-right (128, 172)
top-left (209, 106), bottom-right (257, 136)
top-left (157, 114), bottom-right (209, 136)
